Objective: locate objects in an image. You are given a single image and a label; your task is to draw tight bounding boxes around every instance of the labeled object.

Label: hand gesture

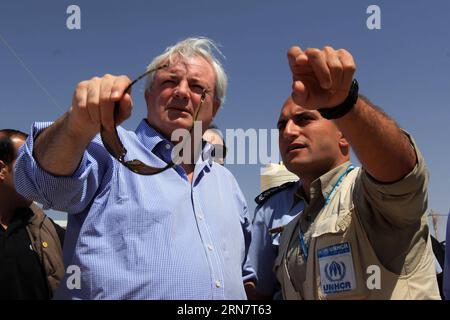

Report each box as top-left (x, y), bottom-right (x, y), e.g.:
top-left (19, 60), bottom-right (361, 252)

top-left (288, 46), bottom-right (356, 109)
top-left (67, 74), bottom-right (132, 140)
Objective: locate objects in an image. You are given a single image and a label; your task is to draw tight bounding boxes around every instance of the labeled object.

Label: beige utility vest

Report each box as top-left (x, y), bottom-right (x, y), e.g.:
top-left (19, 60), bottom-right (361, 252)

top-left (275, 168), bottom-right (440, 300)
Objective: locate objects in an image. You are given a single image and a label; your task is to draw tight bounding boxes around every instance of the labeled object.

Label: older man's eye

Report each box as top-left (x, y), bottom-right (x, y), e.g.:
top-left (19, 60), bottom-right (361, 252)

top-left (161, 79), bottom-right (177, 87)
top-left (190, 84), bottom-right (205, 94)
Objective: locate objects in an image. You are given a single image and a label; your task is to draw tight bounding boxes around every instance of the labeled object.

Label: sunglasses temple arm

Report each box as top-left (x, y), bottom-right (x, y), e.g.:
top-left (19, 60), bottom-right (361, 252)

top-left (191, 90), bottom-right (207, 127)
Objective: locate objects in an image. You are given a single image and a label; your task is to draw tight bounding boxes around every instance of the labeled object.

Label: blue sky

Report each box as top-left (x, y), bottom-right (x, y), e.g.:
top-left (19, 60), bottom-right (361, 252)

top-left (1, 0), bottom-right (449, 240)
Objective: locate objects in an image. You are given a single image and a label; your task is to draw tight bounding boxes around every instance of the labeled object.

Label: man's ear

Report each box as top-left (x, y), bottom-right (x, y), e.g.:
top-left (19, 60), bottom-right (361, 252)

top-left (338, 131), bottom-right (350, 152)
top-left (339, 136), bottom-right (349, 149)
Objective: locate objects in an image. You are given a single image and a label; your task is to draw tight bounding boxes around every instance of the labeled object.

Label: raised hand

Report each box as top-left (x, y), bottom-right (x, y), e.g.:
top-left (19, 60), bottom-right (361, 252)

top-left (67, 74), bottom-right (133, 141)
top-left (288, 46), bottom-right (356, 109)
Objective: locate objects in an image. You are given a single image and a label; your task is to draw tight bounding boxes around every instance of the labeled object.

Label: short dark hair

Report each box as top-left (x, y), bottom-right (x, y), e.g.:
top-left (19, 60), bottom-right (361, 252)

top-left (206, 123), bottom-right (227, 160)
top-left (0, 129), bottom-right (28, 140)
top-left (0, 129), bottom-right (27, 166)
top-left (0, 136), bottom-right (15, 166)
top-left (208, 123), bottom-right (220, 131)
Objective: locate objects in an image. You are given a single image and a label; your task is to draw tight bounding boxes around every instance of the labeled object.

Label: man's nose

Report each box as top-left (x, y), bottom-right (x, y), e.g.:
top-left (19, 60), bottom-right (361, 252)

top-left (173, 80), bottom-right (189, 100)
top-left (283, 119), bottom-right (300, 138)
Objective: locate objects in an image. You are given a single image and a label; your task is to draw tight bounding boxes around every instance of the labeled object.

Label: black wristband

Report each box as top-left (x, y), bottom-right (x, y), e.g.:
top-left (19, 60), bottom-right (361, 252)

top-left (318, 79), bottom-right (359, 120)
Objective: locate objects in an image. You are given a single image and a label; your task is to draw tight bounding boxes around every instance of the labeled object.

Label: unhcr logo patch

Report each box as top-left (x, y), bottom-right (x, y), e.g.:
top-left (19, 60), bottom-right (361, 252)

top-left (318, 242), bottom-right (356, 295)
top-left (325, 261), bottom-right (346, 282)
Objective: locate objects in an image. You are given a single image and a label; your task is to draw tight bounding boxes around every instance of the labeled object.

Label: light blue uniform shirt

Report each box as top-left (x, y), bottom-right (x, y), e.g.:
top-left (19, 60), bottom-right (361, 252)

top-left (245, 182), bottom-right (303, 298)
top-left (15, 120), bottom-right (254, 299)
top-left (445, 215), bottom-right (450, 299)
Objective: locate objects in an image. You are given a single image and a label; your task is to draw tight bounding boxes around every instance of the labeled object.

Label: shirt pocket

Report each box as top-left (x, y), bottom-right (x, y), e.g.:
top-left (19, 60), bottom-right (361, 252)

top-left (312, 210), bottom-right (370, 300)
top-left (312, 208), bottom-right (352, 237)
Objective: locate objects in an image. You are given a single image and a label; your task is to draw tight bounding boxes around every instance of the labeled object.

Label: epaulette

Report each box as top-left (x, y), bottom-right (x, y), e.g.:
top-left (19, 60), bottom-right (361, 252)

top-left (254, 181), bottom-right (297, 205)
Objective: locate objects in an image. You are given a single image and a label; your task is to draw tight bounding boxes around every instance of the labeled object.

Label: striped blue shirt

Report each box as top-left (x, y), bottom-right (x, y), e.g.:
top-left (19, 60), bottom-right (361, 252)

top-left (15, 120), bottom-right (254, 299)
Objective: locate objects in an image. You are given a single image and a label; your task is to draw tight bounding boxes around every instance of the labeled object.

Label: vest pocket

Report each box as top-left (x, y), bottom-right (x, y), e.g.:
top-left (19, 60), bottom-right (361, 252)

top-left (312, 210), bottom-right (370, 300)
top-left (312, 209), bottom-right (352, 237)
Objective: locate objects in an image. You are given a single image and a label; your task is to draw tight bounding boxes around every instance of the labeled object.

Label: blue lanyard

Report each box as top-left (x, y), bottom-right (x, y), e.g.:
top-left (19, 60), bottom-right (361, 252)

top-left (298, 165), bottom-right (354, 261)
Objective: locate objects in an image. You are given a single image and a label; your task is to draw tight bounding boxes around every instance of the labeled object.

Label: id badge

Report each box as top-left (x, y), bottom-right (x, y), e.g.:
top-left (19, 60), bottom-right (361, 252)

top-left (318, 242), bottom-right (356, 295)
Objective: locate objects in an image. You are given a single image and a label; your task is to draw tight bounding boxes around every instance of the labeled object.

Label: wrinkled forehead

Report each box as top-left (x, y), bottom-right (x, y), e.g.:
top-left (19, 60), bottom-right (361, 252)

top-left (158, 55), bottom-right (215, 80)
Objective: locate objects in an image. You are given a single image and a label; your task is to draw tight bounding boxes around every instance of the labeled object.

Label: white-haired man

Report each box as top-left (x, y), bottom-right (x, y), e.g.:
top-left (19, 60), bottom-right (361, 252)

top-left (15, 38), bottom-right (254, 299)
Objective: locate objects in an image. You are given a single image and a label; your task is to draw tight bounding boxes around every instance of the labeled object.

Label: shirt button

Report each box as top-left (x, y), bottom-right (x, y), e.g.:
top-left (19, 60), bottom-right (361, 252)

top-left (165, 144), bottom-right (171, 150)
top-left (208, 245), bottom-right (214, 251)
top-left (215, 280), bottom-right (221, 288)
top-left (197, 214), bottom-right (204, 220)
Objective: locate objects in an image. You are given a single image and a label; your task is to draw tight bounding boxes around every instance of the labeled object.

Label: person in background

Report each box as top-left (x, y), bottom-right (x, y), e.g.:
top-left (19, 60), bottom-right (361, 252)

top-left (0, 129), bottom-right (65, 299)
top-left (245, 161), bottom-right (300, 299)
top-left (430, 235), bottom-right (445, 298)
top-left (444, 217), bottom-right (450, 299)
top-left (203, 123), bottom-right (227, 165)
top-left (244, 179), bottom-right (300, 299)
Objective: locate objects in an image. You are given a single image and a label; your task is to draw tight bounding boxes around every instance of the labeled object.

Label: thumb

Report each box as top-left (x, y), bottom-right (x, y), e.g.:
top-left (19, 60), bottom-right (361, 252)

top-left (291, 80), bottom-right (308, 106)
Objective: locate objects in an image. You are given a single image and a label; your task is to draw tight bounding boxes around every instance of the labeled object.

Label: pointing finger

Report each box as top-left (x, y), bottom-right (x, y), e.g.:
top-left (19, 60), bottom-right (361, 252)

top-left (305, 48), bottom-right (332, 90)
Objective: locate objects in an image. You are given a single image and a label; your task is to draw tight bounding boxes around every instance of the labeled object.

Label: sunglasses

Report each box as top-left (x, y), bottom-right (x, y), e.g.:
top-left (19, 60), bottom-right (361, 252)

top-left (100, 64), bottom-right (207, 175)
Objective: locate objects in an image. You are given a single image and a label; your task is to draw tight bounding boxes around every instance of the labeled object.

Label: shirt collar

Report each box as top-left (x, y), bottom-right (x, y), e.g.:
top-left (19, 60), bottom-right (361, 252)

top-left (317, 161), bottom-right (352, 201)
top-left (134, 119), bottom-right (214, 168)
top-left (135, 119), bottom-right (170, 153)
top-left (292, 161), bottom-right (351, 207)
